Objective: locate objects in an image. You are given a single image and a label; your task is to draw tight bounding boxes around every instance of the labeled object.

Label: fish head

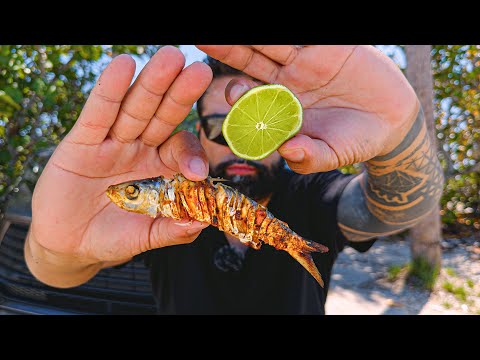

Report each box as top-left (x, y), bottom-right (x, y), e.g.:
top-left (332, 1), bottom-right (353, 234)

top-left (106, 178), bottom-right (160, 218)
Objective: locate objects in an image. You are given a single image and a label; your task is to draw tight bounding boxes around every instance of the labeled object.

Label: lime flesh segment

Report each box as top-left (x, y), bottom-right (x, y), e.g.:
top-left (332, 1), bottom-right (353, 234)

top-left (222, 84), bottom-right (303, 160)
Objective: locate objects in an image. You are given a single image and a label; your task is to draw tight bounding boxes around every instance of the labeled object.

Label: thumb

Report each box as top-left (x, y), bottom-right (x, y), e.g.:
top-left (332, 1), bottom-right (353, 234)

top-left (225, 78), bottom-right (261, 105)
top-left (278, 134), bottom-right (340, 174)
top-left (147, 217), bottom-right (210, 250)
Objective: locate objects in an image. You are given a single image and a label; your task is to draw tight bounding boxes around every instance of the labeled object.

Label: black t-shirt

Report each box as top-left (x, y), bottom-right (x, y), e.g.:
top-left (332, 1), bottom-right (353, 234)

top-left (143, 169), bottom-right (376, 315)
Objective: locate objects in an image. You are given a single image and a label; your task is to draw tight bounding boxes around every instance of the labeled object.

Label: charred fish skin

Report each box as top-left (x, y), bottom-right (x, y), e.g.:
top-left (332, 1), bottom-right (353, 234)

top-left (106, 173), bottom-right (329, 287)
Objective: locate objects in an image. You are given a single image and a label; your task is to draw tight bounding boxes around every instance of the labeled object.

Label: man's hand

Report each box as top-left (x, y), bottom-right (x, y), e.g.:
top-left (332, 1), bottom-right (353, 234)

top-left (197, 45), bottom-right (444, 242)
top-left (196, 45), bottom-right (419, 174)
top-left (26, 46), bottom-right (213, 287)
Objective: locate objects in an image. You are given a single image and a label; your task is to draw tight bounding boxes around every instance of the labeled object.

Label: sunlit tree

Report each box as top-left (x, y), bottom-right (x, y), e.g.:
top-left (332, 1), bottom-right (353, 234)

top-left (0, 45), bottom-right (160, 214)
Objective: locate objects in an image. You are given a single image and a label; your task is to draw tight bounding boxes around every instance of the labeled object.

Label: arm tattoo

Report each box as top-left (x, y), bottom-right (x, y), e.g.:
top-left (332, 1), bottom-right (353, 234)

top-left (338, 107), bottom-right (445, 241)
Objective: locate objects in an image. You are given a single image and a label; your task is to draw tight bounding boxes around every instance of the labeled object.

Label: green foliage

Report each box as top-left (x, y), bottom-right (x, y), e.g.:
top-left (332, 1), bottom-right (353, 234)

top-left (387, 264), bottom-right (405, 281)
top-left (431, 45), bottom-right (480, 233)
top-left (442, 301), bottom-right (452, 309)
top-left (408, 257), bottom-right (440, 290)
top-left (338, 163), bottom-right (363, 175)
top-left (442, 281), bottom-right (468, 302)
top-left (0, 45), bottom-right (161, 214)
top-left (445, 267), bottom-right (457, 277)
top-left (466, 279), bottom-right (475, 288)
top-left (374, 45), bottom-right (480, 234)
top-left (385, 259), bottom-right (439, 290)
top-left (173, 110), bottom-right (199, 136)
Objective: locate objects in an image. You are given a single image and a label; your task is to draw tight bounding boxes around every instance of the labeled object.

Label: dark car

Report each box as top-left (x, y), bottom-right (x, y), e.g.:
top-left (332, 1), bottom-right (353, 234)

top-left (0, 186), bottom-right (157, 315)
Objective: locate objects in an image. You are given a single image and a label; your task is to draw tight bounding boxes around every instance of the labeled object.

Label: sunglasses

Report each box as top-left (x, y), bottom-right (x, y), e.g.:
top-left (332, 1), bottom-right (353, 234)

top-left (199, 113), bottom-right (229, 146)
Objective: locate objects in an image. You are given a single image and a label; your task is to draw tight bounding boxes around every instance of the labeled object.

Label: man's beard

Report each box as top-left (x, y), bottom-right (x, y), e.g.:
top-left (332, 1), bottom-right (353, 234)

top-left (209, 158), bottom-right (285, 201)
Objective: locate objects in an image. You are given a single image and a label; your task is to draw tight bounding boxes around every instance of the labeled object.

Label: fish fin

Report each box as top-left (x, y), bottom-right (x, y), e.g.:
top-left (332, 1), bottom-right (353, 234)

top-left (287, 249), bottom-right (325, 288)
top-left (210, 177), bottom-right (230, 183)
top-left (303, 239), bottom-right (329, 253)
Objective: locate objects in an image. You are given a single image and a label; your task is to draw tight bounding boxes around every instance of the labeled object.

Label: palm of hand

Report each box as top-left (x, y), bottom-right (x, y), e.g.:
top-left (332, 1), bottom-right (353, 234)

top-left (31, 46), bottom-right (213, 263)
top-left (199, 45), bottom-right (419, 172)
top-left (281, 46), bottom-right (417, 164)
top-left (32, 139), bottom-right (165, 262)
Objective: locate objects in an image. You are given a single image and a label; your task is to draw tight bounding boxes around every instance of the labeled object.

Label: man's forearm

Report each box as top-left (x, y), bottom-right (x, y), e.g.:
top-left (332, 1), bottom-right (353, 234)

top-left (338, 106), bottom-right (445, 241)
top-left (24, 229), bottom-right (123, 288)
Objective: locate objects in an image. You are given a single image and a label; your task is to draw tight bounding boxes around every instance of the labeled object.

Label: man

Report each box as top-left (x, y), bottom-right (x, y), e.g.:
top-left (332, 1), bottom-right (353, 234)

top-left (24, 45), bottom-right (444, 314)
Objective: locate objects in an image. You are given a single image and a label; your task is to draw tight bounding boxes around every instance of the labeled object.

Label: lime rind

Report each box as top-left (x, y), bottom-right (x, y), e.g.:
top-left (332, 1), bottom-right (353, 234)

top-left (222, 84), bottom-right (303, 161)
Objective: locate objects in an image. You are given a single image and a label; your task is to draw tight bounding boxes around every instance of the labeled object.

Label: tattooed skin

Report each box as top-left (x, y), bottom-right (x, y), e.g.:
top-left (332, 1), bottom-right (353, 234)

top-left (338, 107), bottom-right (445, 241)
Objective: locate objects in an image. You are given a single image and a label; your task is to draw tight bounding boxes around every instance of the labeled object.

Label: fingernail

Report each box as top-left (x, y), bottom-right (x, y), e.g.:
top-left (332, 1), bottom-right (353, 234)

top-left (230, 84), bottom-right (249, 101)
top-left (281, 148), bottom-right (305, 163)
top-left (186, 221), bottom-right (209, 235)
top-left (189, 157), bottom-right (207, 177)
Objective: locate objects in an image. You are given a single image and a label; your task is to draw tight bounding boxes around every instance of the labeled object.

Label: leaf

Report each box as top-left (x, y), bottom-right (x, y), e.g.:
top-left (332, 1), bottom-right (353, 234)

top-left (0, 149), bottom-right (11, 164)
top-left (0, 108), bottom-right (13, 117)
top-left (0, 46), bottom-right (10, 56)
top-left (43, 92), bottom-right (57, 108)
top-left (0, 55), bottom-right (9, 66)
top-left (32, 78), bottom-right (46, 93)
top-left (3, 87), bottom-right (23, 104)
top-left (33, 138), bottom-right (50, 151)
top-left (0, 90), bottom-right (21, 110)
top-left (11, 135), bottom-right (23, 148)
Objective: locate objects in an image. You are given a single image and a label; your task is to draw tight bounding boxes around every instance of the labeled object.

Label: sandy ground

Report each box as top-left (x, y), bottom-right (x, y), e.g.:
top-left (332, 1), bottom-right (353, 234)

top-left (326, 235), bottom-right (480, 315)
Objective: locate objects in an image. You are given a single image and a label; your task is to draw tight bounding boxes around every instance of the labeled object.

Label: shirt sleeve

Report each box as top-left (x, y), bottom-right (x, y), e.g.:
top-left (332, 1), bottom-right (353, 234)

top-left (299, 169), bottom-right (377, 255)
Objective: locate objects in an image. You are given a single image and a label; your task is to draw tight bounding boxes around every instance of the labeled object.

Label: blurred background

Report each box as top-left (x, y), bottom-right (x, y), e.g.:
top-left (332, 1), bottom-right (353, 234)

top-left (0, 45), bottom-right (479, 315)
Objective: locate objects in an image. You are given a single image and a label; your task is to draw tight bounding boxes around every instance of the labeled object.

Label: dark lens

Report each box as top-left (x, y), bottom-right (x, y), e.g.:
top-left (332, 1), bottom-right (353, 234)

top-left (201, 114), bottom-right (229, 146)
top-left (205, 117), bottom-right (223, 140)
top-left (210, 133), bottom-right (228, 146)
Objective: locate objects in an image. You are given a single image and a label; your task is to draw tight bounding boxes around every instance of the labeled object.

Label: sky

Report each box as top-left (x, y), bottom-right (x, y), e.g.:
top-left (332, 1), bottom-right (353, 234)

top-left (131, 45), bottom-right (206, 82)
top-left (180, 45), bottom-right (207, 66)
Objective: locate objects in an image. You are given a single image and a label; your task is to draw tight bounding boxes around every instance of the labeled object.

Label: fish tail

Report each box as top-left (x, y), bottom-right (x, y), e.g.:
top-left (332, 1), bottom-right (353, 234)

top-left (286, 247), bottom-right (326, 288)
top-left (302, 239), bottom-right (329, 253)
top-left (286, 235), bottom-right (329, 288)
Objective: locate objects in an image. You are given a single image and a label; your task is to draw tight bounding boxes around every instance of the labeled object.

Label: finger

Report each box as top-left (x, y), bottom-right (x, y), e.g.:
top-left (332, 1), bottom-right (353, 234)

top-left (196, 45), bottom-right (281, 84)
top-left (140, 61), bottom-right (212, 147)
top-left (67, 54), bottom-right (135, 145)
top-left (278, 134), bottom-right (340, 174)
top-left (158, 130), bottom-right (209, 181)
top-left (224, 78), bottom-right (261, 105)
top-left (110, 46), bottom-right (185, 143)
top-left (251, 45), bottom-right (300, 65)
top-left (276, 45), bottom-right (359, 92)
top-left (148, 218), bottom-right (209, 249)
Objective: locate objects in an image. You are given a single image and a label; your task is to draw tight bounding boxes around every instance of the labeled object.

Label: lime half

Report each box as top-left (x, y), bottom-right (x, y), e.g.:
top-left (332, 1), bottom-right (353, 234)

top-left (222, 84), bottom-right (303, 160)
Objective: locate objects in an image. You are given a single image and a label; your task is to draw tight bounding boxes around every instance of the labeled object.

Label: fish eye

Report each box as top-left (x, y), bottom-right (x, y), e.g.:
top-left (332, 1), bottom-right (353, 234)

top-left (125, 185), bottom-right (140, 200)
